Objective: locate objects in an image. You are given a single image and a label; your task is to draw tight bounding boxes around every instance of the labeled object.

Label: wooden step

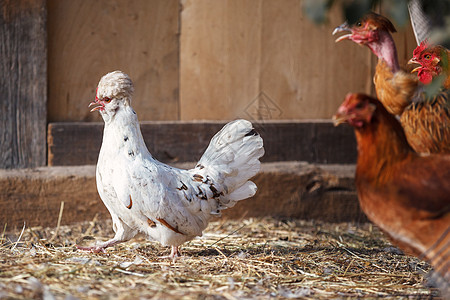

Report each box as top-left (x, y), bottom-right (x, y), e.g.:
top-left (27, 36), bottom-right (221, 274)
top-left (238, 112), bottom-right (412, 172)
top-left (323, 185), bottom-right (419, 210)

top-left (0, 162), bottom-right (363, 230)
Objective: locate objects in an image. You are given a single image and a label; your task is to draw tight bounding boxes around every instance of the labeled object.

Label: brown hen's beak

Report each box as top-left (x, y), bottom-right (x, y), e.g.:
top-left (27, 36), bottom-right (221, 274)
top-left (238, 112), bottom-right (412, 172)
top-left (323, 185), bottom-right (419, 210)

top-left (410, 66), bottom-right (421, 73)
top-left (332, 112), bottom-right (349, 126)
top-left (332, 22), bottom-right (352, 43)
top-left (407, 58), bottom-right (421, 73)
top-left (89, 100), bottom-right (104, 112)
top-left (408, 58), bottom-right (418, 65)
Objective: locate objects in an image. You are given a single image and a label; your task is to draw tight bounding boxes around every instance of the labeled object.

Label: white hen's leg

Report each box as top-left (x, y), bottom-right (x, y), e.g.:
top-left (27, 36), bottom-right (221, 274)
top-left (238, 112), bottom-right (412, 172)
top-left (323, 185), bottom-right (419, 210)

top-left (77, 217), bottom-right (135, 253)
top-left (170, 246), bottom-right (181, 258)
top-left (77, 238), bottom-right (122, 253)
top-left (76, 237), bottom-right (122, 253)
top-left (159, 246), bottom-right (181, 261)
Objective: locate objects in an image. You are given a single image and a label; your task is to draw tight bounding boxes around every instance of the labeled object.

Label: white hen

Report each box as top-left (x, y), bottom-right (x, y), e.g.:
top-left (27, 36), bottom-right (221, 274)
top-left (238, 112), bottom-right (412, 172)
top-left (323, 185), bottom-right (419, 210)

top-left (78, 71), bottom-right (264, 258)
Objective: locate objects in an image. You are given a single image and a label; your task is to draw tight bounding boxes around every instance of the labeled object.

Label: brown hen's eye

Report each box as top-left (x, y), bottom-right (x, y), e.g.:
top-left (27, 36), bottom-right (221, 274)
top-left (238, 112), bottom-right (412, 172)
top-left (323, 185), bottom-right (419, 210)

top-left (356, 22), bottom-right (362, 27)
top-left (355, 102), bottom-right (365, 109)
top-left (424, 54), bottom-right (431, 60)
top-left (103, 97), bottom-right (111, 103)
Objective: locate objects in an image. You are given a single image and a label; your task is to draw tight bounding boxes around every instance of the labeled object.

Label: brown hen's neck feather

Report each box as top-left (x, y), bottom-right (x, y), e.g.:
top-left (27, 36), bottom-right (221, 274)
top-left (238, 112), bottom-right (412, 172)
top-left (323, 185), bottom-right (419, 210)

top-left (443, 50), bottom-right (450, 89)
top-left (355, 101), bottom-right (413, 184)
top-left (367, 30), bottom-right (399, 73)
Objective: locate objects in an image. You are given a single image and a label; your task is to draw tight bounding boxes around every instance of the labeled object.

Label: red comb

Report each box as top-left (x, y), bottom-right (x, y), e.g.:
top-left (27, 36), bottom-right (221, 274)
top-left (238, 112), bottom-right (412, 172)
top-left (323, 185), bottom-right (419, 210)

top-left (413, 40), bottom-right (429, 57)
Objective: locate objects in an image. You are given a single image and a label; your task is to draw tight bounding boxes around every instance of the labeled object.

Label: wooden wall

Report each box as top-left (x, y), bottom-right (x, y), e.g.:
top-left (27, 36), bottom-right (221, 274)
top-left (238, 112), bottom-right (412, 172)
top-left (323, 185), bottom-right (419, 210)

top-left (180, 1), bottom-right (371, 120)
top-left (1, 1), bottom-right (417, 168)
top-left (0, 0), bottom-right (47, 168)
top-left (47, 0), bottom-right (180, 122)
top-left (48, 0), bottom-right (418, 122)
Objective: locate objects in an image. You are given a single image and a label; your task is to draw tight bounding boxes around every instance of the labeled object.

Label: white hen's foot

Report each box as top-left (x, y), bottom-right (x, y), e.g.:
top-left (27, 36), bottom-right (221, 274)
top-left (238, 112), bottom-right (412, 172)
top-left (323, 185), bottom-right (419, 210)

top-left (76, 238), bottom-right (120, 253)
top-left (160, 246), bottom-right (181, 261)
top-left (170, 246), bottom-right (181, 258)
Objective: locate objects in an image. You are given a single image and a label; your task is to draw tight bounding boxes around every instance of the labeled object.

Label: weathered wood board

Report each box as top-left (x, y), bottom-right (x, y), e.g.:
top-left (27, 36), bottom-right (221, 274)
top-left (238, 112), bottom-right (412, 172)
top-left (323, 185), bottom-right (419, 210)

top-left (47, 121), bottom-right (357, 166)
top-left (0, 0), bottom-right (47, 168)
top-left (47, 0), bottom-right (180, 122)
top-left (179, 0), bottom-right (418, 120)
top-left (45, 1), bottom-right (417, 123)
top-left (0, 163), bottom-right (362, 229)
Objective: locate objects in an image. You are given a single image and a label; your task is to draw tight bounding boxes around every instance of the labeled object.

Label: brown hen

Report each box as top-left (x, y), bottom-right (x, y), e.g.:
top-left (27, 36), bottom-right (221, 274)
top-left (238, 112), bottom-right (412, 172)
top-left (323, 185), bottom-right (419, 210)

top-left (405, 42), bottom-right (450, 154)
top-left (334, 93), bottom-right (450, 296)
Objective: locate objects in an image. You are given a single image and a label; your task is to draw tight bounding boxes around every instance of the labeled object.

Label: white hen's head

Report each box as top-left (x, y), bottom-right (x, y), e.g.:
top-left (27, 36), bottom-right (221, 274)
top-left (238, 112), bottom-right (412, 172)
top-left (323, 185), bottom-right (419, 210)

top-left (89, 71), bottom-right (134, 121)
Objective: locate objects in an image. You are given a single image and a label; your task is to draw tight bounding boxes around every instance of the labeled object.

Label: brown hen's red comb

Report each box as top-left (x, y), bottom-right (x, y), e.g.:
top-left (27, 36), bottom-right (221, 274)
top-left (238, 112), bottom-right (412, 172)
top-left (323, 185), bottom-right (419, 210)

top-left (413, 40), bottom-right (429, 57)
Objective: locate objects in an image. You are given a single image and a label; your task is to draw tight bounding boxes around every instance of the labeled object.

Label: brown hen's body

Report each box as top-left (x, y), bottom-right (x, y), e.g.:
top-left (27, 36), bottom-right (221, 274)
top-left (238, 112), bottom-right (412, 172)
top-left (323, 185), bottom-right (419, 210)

top-left (334, 12), bottom-right (450, 154)
top-left (401, 92), bottom-right (450, 154)
top-left (334, 93), bottom-right (450, 295)
top-left (376, 66), bottom-right (450, 154)
top-left (374, 60), bottom-right (418, 116)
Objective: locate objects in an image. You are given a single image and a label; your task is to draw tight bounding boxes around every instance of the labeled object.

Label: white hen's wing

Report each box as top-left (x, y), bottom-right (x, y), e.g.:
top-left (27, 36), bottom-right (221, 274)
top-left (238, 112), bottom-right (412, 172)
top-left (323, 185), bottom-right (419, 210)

top-left (122, 157), bottom-right (224, 237)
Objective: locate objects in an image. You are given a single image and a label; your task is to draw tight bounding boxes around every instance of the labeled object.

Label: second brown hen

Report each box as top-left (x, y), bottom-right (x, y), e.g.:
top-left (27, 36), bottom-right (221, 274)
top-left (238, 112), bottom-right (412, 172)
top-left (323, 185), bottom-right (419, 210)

top-left (334, 93), bottom-right (450, 296)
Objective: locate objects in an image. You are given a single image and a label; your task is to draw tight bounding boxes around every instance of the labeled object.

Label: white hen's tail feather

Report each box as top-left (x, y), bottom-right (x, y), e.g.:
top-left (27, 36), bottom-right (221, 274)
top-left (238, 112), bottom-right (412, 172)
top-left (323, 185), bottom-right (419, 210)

top-left (197, 119), bottom-right (264, 206)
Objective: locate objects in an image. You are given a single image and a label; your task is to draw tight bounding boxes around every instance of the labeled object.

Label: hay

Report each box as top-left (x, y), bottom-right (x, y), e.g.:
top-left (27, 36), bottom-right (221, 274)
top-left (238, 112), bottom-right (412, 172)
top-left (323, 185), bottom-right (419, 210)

top-left (0, 217), bottom-right (438, 299)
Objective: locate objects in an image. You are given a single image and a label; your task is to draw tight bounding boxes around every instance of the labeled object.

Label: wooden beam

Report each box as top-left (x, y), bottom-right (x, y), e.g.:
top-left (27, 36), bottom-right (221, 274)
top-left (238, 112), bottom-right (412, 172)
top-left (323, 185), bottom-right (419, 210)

top-left (0, 0), bottom-right (47, 168)
top-left (0, 163), bottom-right (362, 229)
top-left (48, 121), bottom-right (357, 166)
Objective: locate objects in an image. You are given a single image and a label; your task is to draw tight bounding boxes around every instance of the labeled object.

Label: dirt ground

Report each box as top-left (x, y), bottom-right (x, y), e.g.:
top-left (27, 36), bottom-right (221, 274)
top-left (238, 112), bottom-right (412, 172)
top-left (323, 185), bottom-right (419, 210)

top-left (0, 217), bottom-right (440, 299)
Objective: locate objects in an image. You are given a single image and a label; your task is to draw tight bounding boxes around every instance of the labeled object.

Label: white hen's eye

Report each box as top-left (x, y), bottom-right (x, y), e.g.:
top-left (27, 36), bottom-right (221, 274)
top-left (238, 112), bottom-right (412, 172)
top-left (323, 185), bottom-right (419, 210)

top-left (103, 97), bottom-right (111, 103)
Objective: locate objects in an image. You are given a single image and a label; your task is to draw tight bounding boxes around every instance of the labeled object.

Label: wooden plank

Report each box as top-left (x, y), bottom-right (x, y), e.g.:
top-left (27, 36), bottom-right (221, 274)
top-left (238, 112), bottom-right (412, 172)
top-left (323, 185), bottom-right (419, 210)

top-left (48, 121), bottom-right (357, 166)
top-left (0, 0), bottom-right (47, 168)
top-left (180, 0), bottom-right (417, 121)
top-left (0, 166), bottom-right (109, 229)
top-left (179, 0), bottom-right (373, 120)
top-left (0, 163), bottom-right (362, 229)
top-left (180, 0), bottom-right (263, 120)
top-left (47, 0), bottom-right (179, 122)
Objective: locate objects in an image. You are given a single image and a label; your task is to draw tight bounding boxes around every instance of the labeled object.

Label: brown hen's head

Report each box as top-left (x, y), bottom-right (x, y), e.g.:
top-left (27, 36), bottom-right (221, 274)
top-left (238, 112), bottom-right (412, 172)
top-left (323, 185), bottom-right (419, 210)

top-left (333, 93), bottom-right (377, 128)
top-left (333, 12), bottom-right (396, 45)
top-left (408, 41), bottom-right (450, 85)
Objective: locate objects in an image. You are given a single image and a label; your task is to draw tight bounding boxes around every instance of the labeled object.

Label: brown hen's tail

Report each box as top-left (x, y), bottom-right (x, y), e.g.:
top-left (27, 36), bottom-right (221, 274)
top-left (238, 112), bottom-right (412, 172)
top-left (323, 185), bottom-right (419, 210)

top-left (423, 226), bottom-right (450, 298)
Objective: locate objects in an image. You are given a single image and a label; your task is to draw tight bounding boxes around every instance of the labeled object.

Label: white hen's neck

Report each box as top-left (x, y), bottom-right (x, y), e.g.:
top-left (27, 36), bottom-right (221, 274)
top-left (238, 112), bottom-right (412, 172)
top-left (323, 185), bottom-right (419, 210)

top-left (102, 105), bottom-right (151, 158)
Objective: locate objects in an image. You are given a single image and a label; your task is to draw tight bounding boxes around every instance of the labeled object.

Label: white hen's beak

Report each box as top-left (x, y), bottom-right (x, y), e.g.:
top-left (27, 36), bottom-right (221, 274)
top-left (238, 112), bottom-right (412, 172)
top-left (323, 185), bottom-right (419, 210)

top-left (89, 98), bottom-right (105, 112)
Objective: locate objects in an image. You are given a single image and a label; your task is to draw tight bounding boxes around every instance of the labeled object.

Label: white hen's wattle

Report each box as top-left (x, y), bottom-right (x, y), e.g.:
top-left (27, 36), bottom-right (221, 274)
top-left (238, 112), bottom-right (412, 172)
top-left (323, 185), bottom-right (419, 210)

top-left (79, 71), bottom-right (264, 258)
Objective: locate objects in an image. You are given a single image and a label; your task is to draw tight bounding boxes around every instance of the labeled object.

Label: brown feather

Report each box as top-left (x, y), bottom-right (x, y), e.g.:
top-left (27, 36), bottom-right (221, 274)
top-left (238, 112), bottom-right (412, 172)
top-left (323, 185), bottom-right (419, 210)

top-left (157, 218), bottom-right (185, 235)
top-left (147, 218), bottom-right (157, 228)
top-left (401, 92), bottom-right (450, 154)
top-left (361, 12), bottom-right (397, 33)
top-left (374, 60), bottom-right (417, 115)
top-left (126, 196), bottom-right (132, 209)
